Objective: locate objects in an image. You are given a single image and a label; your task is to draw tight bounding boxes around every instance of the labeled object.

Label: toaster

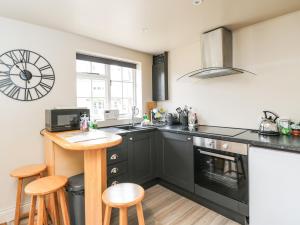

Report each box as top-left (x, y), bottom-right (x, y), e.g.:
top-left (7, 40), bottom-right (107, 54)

top-left (104, 109), bottom-right (119, 120)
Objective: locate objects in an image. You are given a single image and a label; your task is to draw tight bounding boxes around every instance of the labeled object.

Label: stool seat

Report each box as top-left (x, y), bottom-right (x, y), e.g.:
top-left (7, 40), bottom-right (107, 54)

top-left (25, 176), bottom-right (68, 196)
top-left (102, 183), bottom-right (144, 208)
top-left (10, 164), bottom-right (47, 225)
top-left (102, 183), bottom-right (145, 225)
top-left (25, 175), bottom-right (70, 225)
top-left (10, 164), bottom-right (47, 178)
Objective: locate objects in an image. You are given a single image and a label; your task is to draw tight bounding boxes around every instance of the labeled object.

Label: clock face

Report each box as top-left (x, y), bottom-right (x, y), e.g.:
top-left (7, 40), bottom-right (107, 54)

top-left (0, 49), bottom-right (55, 101)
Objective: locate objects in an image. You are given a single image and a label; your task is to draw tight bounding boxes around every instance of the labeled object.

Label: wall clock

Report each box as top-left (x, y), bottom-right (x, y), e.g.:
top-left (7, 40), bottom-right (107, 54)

top-left (0, 49), bottom-right (55, 101)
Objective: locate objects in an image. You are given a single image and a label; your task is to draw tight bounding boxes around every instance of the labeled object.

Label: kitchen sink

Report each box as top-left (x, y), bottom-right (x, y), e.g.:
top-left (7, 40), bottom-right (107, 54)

top-left (116, 125), bottom-right (147, 131)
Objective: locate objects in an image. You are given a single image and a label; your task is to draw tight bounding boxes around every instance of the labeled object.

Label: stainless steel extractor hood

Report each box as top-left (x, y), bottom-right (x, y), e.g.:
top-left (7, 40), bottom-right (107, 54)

top-left (178, 27), bottom-right (255, 80)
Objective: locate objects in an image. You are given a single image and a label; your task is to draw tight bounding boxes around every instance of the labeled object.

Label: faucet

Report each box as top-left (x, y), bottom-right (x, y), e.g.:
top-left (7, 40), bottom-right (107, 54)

top-left (131, 106), bottom-right (139, 127)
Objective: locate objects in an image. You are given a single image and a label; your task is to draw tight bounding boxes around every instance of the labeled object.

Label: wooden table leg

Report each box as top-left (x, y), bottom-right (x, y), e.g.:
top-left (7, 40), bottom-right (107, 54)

top-left (84, 149), bottom-right (107, 225)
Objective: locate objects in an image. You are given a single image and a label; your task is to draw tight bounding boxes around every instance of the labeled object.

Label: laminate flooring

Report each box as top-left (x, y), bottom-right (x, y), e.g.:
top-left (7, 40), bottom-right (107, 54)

top-left (110, 184), bottom-right (240, 225)
top-left (17, 184), bottom-right (240, 225)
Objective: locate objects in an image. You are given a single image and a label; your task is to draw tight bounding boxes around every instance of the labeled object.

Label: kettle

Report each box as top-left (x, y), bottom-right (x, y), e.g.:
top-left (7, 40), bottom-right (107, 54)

top-left (259, 111), bottom-right (280, 135)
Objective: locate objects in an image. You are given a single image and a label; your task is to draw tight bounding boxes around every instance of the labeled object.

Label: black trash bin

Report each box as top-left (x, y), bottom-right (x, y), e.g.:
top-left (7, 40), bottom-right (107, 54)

top-left (66, 173), bottom-right (85, 225)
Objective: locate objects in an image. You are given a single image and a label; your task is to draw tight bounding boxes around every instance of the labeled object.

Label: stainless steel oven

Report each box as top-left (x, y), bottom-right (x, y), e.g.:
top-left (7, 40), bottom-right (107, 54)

top-left (193, 136), bottom-right (249, 219)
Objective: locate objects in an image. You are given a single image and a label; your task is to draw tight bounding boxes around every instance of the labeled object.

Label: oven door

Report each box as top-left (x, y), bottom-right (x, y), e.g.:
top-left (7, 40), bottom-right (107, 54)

top-left (194, 147), bottom-right (248, 204)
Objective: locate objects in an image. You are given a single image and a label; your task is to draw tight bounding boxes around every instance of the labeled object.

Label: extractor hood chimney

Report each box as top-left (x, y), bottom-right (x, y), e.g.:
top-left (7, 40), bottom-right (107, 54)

top-left (178, 27), bottom-right (255, 80)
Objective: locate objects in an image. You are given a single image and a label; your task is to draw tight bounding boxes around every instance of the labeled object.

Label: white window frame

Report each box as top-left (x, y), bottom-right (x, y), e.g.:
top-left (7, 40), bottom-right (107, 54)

top-left (76, 62), bottom-right (137, 120)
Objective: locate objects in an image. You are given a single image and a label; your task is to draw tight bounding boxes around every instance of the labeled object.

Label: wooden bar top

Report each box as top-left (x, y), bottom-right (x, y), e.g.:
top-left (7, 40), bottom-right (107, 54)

top-left (43, 129), bottom-right (122, 151)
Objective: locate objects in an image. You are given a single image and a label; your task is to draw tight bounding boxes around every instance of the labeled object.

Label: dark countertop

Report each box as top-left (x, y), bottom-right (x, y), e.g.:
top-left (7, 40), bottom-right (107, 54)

top-left (233, 130), bottom-right (300, 153)
top-left (158, 125), bottom-right (300, 153)
top-left (99, 124), bottom-right (300, 153)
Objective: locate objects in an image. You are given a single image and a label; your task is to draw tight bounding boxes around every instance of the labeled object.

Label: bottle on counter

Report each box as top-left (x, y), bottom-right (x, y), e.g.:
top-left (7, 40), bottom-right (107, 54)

top-left (188, 112), bottom-right (198, 129)
top-left (80, 113), bottom-right (89, 132)
top-left (141, 113), bottom-right (151, 126)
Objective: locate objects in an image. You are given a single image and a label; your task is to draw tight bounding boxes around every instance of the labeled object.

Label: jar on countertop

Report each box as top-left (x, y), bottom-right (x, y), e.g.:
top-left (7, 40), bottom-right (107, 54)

top-left (278, 118), bottom-right (291, 135)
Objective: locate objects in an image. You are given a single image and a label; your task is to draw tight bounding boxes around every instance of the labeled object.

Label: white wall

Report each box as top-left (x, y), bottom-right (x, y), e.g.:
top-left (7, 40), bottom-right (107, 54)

top-left (160, 11), bottom-right (300, 129)
top-left (0, 17), bottom-right (152, 222)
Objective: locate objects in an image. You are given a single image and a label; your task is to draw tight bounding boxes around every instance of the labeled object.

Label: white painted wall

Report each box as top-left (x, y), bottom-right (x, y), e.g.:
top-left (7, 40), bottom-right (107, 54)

top-left (0, 17), bottom-right (152, 222)
top-left (160, 11), bottom-right (300, 129)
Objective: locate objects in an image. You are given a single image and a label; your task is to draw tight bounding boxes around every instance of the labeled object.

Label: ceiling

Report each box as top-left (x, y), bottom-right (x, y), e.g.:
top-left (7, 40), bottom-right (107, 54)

top-left (0, 0), bottom-right (300, 54)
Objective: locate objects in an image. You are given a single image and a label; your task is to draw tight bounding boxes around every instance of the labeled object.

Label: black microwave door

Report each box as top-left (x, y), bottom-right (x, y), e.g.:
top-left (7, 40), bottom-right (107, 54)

top-left (50, 109), bottom-right (89, 131)
top-left (56, 114), bottom-right (79, 129)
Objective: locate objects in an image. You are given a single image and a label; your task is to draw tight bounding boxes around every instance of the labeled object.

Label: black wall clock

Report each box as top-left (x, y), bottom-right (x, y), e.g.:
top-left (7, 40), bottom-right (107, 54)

top-left (0, 49), bottom-right (55, 101)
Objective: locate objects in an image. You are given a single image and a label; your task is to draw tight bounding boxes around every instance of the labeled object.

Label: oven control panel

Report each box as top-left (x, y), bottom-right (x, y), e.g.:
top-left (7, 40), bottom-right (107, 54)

top-left (193, 136), bottom-right (248, 155)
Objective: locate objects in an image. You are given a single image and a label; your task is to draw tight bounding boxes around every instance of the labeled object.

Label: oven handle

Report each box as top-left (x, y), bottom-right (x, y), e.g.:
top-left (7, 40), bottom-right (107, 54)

top-left (198, 149), bottom-right (235, 161)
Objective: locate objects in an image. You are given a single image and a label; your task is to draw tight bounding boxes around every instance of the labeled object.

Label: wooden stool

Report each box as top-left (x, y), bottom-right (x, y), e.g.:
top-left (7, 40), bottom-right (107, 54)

top-left (10, 164), bottom-right (47, 225)
top-left (25, 176), bottom-right (70, 225)
top-left (102, 183), bottom-right (145, 225)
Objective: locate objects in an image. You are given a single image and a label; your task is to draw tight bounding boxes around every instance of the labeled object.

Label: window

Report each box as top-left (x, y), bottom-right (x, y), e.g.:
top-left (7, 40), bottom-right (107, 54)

top-left (76, 54), bottom-right (137, 120)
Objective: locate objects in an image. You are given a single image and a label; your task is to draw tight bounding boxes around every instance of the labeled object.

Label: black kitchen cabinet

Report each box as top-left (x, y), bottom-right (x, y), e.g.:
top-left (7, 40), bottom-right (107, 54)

top-left (158, 132), bottom-right (194, 192)
top-left (152, 52), bottom-right (168, 101)
top-left (128, 131), bottom-right (156, 184)
top-left (107, 135), bottom-right (129, 186)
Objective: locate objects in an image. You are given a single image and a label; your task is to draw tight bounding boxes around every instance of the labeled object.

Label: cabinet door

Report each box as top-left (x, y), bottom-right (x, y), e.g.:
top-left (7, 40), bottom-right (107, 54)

top-left (128, 131), bottom-right (155, 184)
top-left (152, 52), bottom-right (168, 101)
top-left (160, 132), bottom-right (194, 192)
top-left (249, 147), bottom-right (300, 225)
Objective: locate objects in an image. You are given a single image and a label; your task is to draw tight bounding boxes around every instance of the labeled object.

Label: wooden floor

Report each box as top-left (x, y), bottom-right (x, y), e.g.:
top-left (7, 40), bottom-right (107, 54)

top-left (17, 184), bottom-right (239, 225)
top-left (110, 184), bottom-right (240, 225)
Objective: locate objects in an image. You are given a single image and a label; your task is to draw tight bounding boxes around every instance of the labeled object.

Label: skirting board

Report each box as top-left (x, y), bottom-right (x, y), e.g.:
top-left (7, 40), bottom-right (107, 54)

top-left (0, 202), bottom-right (30, 224)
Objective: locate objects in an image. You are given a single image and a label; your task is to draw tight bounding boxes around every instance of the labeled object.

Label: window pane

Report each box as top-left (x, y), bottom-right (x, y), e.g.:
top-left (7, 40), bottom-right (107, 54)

top-left (92, 80), bottom-right (105, 97)
top-left (91, 98), bottom-right (105, 119)
top-left (76, 60), bottom-right (91, 73)
top-left (123, 82), bottom-right (133, 98)
top-left (92, 62), bottom-right (105, 74)
top-left (77, 79), bottom-right (91, 97)
top-left (122, 68), bottom-right (133, 81)
top-left (111, 98), bottom-right (122, 111)
top-left (122, 98), bottom-right (133, 114)
top-left (110, 65), bottom-right (122, 81)
top-left (77, 97), bottom-right (92, 109)
top-left (111, 81), bottom-right (122, 98)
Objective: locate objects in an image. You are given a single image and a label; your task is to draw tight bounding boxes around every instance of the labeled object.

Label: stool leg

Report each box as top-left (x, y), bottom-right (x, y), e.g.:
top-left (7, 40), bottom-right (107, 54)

top-left (50, 193), bottom-right (60, 225)
top-left (136, 203), bottom-right (145, 225)
top-left (58, 189), bottom-right (70, 225)
top-left (103, 206), bottom-right (112, 225)
top-left (43, 199), bottom-right (48, 225)
top-left (37, 196), bottom-right (45, 225)
top-left (119, 208), bottom-right (128, 225)
top-left (28, 195), bottom-right (37, 225)
top-left (14, 178), bottom-right (23, 225)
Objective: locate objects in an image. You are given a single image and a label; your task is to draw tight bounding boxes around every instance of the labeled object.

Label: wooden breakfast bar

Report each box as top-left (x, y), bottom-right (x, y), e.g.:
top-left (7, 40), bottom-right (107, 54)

top-left (42, 129), bottom-right (122, 225)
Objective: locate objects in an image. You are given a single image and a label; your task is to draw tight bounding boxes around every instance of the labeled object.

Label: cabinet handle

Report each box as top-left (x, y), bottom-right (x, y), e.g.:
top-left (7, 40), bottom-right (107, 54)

top-left (110, 167), bottom-right (119, 174)
top-left (110, 153), bottom-right (119, 160)
top-left (111, 181), bottom-right (119, 186)
top-left (187, 137), bottom-right (192, 141)
top-left (129, 137), bottom-right (133, 141)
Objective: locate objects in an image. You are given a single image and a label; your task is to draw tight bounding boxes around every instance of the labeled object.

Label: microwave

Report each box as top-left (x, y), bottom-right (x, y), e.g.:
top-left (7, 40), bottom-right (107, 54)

top-left (45, 108), bottom-right (90, 132)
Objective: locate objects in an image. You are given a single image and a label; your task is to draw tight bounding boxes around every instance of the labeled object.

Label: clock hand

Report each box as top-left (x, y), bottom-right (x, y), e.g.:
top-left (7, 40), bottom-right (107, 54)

top-left (20, 60), bottom-right (26, 71)
top-left (15, 64), bottom-right (25, 73)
